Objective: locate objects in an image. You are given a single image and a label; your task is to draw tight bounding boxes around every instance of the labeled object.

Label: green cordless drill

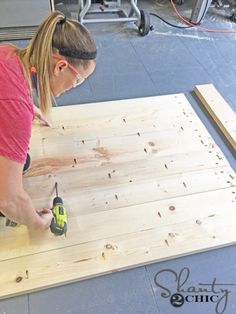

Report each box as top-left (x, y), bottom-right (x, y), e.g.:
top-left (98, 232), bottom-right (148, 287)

top-left (50, 182), bottom-right (67, 236)
top-left (0, 181), bottom-right (67, 236)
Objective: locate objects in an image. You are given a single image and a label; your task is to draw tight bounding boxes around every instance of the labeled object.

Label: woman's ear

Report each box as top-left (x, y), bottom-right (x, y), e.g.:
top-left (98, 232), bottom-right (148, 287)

top-left (53, 60), bottom-right (68, 76)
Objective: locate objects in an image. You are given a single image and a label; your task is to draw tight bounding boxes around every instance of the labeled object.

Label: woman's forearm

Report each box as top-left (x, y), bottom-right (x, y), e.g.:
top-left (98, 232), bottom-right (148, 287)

top-left (0, 149), bottom-right (53, 232)
top-left (0, 189), bottom-right (49, 230)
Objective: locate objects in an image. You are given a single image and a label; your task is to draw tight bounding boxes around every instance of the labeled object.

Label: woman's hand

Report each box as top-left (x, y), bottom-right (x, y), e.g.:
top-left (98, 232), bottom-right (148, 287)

top-left (36, 208), bottom-right (53, 230)
top-left (34, 105), bottom-right (52, 127)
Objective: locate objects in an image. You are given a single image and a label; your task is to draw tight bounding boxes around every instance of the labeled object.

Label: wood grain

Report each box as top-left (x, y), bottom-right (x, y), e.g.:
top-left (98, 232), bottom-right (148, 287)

top-left (194, 84), bottom-right (236, 152)
top-left (0, 94), bottom-right (235, 299)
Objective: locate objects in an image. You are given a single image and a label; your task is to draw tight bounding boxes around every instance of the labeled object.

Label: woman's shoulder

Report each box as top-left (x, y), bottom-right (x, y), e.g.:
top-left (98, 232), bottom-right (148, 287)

top-left (0, 44), bottom-right (29, 100)
top-left (0, 44), bottom-right (16, 59)
top-left (0, 44), bottom-right (22, 74)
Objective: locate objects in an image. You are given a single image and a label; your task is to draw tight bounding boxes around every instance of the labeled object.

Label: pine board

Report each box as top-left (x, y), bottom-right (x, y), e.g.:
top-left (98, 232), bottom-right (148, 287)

top-left (194, 84), bottom-right (236, 152)
top-left (0, 94), bottom-right (235, 299)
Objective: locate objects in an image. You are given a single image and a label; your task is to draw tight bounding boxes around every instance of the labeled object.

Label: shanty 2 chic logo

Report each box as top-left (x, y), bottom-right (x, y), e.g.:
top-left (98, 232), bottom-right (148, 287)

top-left (154, 267), bottom-right (236, 314)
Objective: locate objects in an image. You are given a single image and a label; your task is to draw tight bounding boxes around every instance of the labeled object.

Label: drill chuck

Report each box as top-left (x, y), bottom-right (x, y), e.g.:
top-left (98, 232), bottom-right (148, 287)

top-left (53, 196), bottom-right (63, 206)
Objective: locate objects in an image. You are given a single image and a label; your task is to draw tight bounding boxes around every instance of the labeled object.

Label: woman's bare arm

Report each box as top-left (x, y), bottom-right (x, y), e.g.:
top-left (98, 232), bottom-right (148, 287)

top-left (0, 155), bottom-right (53, 231)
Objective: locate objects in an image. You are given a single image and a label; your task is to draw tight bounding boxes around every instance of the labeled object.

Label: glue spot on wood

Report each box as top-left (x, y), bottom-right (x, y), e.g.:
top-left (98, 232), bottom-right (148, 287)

top-left (115, 194), bottom-right (118, 200)
top-left (148, 141), bottom-right (155, 147)
top-left (169, 206), bottom-right (175, 211)
top-left (129, 180), bottom-right (133, 183)
top-left (102, 252), bottom-right (105, 259)
top-left (123, 118), bottom-right (126, 123)
top-left (168, 233), bottom-right (175, 238)
top-left (180, 126), bottom-right (184, 130)
top-left (158, 211), bottom-right (162, 218)
top-left (82, 140), bottom-right (85, 144)
top-left (208, 214), bottom-right (216, 218)
top-left (26, 270), bottom-right (29, 279)
top-left (16, 276), bottom-right (23, 283)
top-left (108, 173), bottom-right (111, 179)
top-left (137, 132), bottom-right (141, 136)
top-left (144, 148), bottom-right (147, 153)
top-left (196, 220), bottom-right (202, 225)
top-left (62, 126), bottom-right (65, 130)
top-left (165, 240), bottom-right (169, 246)
top-left (164, 164), bottom-right (168, 169)
top-left (74, 158), bottom-right (77, 164)
top-left (183, 182), bottom-right (187, 188)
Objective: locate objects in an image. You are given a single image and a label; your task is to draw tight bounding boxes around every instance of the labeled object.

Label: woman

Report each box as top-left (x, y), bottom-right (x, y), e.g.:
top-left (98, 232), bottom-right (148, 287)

top-left (0, 11), bottom-right (97, 231)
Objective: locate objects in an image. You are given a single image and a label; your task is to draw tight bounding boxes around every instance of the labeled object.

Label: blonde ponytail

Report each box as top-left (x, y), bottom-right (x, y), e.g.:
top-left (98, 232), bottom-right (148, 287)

top-left (15, 11), bottom-right (96, 114)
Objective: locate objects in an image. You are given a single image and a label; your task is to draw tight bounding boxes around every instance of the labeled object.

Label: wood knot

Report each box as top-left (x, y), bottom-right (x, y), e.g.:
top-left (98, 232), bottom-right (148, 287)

top-left (105, 244), bottom-right (113, 250)
top-left (16, 276), bottom-right (23, 283)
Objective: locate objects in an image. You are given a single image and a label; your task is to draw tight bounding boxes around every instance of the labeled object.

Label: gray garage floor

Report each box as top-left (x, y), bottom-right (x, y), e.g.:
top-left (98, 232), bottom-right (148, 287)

top-left (0, 0), bottom-right (236, 313)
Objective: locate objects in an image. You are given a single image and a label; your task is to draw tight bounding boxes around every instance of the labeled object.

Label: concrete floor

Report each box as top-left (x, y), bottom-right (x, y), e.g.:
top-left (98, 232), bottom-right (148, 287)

top-left (0, 0), bottom-right (236, 313)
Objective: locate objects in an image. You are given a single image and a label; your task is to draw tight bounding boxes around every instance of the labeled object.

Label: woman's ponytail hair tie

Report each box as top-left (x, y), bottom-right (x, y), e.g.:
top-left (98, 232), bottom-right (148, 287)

top-left (58, 16), bottom-right (67, 25)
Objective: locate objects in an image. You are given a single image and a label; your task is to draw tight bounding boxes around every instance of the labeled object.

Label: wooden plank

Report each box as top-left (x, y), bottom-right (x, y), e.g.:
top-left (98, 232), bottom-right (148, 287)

top-left (194, 84), bottom-right (236, 152)
top-left (0, 188), bottom-right (235, 298)
top-left (0, 94), bottom-right (235, 299)
top-left (25, 139), bottom-right (226, 178)
top-left (21, 164), bottom-right (235, 215)
top-left (31, 94), bottom-right (214, 142)
top-left (0, 177), bottom-right (235, 261)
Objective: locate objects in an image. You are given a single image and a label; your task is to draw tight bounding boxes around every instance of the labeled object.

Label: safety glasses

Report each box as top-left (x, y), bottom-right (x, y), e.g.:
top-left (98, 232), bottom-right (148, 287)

top-left (52, 54), bottom-right (85, 87)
